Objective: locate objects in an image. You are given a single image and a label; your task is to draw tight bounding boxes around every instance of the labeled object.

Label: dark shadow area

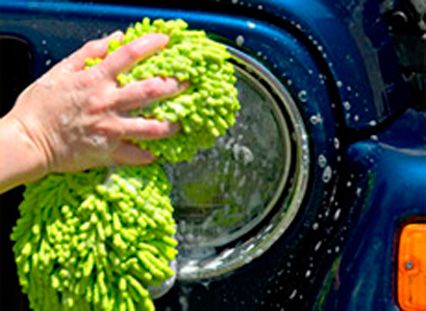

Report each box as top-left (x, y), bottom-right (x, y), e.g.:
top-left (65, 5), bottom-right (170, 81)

top-left (0, 36), bottom-right (33, 311)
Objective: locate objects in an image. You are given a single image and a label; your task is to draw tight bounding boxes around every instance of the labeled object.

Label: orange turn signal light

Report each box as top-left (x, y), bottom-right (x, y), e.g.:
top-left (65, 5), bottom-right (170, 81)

top-left (398, 224), bottom-right (426, 311)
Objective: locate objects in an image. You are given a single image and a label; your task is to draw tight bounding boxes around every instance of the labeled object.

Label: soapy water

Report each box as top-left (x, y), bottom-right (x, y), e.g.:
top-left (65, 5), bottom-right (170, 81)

top-left (310, 113), bottom-right (323, 125)
top-left (318, 154), bottom-right (327, 168)
top-left (333, 137), bottom-right (340, 150)
top-left (235, 35), bottom-right (245, 46)
top-left (289, 289), bottom-right (297, 299)
top-left (169, 69), bottom-right (288, 249)
top-left (148, 260), bottom-right (177, 299)
top-left (297, 90), bottom-right (308, 102)
top-left (343, 101), bottom-right (351, 111)
top-left (322, 166), bottom-right (332, 183)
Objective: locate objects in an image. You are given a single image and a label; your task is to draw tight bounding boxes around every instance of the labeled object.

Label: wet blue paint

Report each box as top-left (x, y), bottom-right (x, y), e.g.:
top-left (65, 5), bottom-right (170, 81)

top-left (317, 109), bottom-right (426, 310)
top-left (0, 1), bottom-right (423, 310)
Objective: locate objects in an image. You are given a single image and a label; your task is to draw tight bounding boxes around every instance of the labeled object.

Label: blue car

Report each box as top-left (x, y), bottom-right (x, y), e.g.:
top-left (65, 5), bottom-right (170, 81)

top-left (0, 0), bottom-right (425, 310)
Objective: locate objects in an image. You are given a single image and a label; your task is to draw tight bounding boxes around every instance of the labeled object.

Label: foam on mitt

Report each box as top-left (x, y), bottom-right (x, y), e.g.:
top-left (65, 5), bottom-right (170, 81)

top-left (11, 18), bottom-right (239, 311)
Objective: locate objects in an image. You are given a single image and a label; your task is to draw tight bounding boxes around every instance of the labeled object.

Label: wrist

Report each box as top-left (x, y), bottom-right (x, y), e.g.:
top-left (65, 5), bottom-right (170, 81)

top-left (0, 115), bottom-right (49, 193)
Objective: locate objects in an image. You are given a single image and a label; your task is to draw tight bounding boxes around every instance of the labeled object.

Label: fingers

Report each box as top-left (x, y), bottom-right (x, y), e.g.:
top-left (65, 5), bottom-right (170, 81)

top-left (118, 118), bottom-right (180, 140)
top-left (98, 33), bottom-right (169, 78)
top-left (110, 142), bottom-right (155, 165)
top-left (97, 116), bottom-right (180, 141)
top-left (63, 31), bottom-right (123, 71)
top-left (112, 77), bottom-right (188, 111)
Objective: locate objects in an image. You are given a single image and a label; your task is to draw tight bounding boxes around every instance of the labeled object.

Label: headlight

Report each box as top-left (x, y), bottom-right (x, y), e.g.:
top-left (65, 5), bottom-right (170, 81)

top-left (166, 47), bottom-right (310, 280)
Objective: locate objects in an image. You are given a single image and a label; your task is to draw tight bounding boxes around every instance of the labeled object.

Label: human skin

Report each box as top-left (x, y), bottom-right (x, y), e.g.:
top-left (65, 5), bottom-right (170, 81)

top-left (0, 31), bottom-right (186, 194)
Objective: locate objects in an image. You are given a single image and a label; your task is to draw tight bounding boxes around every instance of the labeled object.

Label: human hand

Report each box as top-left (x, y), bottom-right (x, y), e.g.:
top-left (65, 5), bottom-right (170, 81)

top-left (3, 31), bottom-right (186, 178)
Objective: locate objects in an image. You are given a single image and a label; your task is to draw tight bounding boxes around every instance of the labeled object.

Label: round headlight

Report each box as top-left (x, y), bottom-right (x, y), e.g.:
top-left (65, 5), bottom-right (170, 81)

top-left (166, 48), bottom-right (310, 280)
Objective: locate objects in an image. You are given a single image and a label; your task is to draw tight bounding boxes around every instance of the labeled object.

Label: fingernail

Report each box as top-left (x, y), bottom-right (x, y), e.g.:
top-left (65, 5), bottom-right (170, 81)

top-left (109, 30), bottom-right (123, 40)
top-left (151, 33), bottom-right (169, 41)
top-left (143, 33), bottom-right (169, 45)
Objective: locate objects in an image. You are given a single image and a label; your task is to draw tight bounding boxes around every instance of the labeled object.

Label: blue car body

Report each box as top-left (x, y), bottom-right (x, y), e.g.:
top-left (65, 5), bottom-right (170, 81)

top-left (0, 0), bottom-right (424, 310)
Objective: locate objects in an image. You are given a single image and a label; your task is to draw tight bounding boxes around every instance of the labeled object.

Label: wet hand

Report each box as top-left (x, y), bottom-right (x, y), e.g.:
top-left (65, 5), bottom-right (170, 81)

top-left (4, 31), bottom-right (186, 176)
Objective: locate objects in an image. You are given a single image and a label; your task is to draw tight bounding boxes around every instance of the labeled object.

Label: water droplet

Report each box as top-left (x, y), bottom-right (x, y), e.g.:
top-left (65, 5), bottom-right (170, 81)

top-left (41, 40), bottom-right (47, 45)
top-left (310, 114), bottom-right (323, 125)
top-left (346, 181), bottom-right (352, 187)
top-left (258, 4), bottom-right (263, 10)
top-left (45, 59), bottom-right (52, 66)
top-left (247, 21), bottom-right (256, 29)
top-left (336, 81), bottom-right (343, 88)
top-left (314, 241), bottom-right (322, 251)
top-left (333, 137), bottom-right (340, 149)
top-left (322, 166), bottom-right (332, 183)
top-left (305, 270), bottom-right (311, 278)
top-left (318, 154), bottom-right (327, 168)
top-left (178, 296), bottom-right (189, 311)
top-left (232, 144), bottom-right (254, 165)
top-left (298, 90), bottom-right (308, 102)
top-left (356, 187), bottom-right (362, 196)
top-left (236, 35), bottom-right (245, 46)
top-left (333, 208), bottom-right (341, 220)
top-left (232, 0), bottom-right (238, 3)
top-left (354, 115), bottom-right (360, 122)
top-left (343, 101), bottom-right (351, 111)
top-left (289, 289), bottom-right (297, 299)
top-left (368, 120), bottom-right (377, 126)
top-left (347, 85), bottom-right (352, 91)
top-left (312, 222), bottom-right (319, 230)
top-left (370, 135), bottom-right (378, 141)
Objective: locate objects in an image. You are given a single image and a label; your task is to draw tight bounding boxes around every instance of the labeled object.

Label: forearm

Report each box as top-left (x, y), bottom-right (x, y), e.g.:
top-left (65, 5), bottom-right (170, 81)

top-left (0, 116), bottom-right (47, 194)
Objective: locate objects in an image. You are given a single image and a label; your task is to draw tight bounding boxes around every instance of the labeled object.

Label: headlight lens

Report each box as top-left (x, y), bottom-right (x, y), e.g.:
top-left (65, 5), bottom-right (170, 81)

top-left (167, 48), bottom-right (310, 280)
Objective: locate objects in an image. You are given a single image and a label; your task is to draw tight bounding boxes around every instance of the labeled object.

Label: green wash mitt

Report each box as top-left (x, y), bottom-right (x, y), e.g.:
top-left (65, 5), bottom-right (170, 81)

top-left (87, 18), bottom-right (240, 163)
top-left (11, 18), bottom-right (239, 311)
top-left (12, 165), bottom-right (175, 311)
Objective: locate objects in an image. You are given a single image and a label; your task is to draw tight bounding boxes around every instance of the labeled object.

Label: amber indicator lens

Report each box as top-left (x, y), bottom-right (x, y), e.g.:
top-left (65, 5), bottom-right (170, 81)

top-left (398, 224), bottom-right (426, 311)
